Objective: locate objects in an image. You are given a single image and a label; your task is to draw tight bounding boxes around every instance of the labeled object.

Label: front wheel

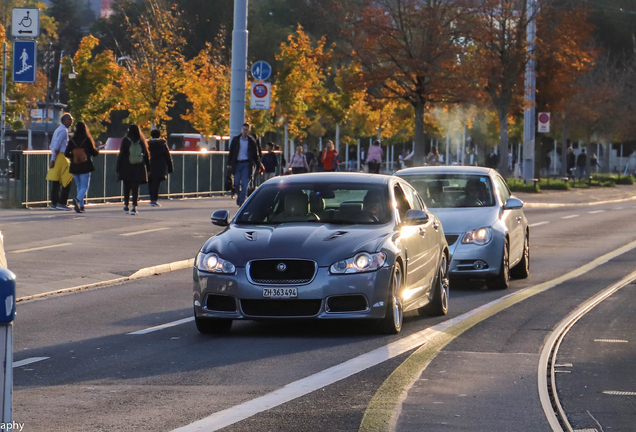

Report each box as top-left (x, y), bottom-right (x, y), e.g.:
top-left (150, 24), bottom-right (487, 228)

top-left (510, 233), bottom-right (530, 279)
top-left (195, 313), bottom-right (233, 335)
top-left (377, 263), bottom-right (403, 335)
top-left (423, 254), bottom-right (449, 316)
top-left (487, 239), bottom-right (510, 290)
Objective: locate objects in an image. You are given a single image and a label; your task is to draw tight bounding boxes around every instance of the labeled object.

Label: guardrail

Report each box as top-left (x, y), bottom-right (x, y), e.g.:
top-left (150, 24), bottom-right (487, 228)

top-left (1, 150), bottom-right (283, 209)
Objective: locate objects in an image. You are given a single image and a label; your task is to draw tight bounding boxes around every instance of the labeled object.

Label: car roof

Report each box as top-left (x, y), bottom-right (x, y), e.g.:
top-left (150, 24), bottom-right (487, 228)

top-left (395, 166), bottom-right (496, 176)
top-left (263, 172), bottom-right (394, 185)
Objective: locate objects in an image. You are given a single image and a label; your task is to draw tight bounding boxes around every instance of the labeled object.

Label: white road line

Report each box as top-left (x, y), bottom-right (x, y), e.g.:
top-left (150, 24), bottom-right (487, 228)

top-left (588, 210), bottom-right (605, 214)
top-left (603, 390), bottom-right (636, 396)
top-left (120, 227), bottom-right (170, 237)
top-left (9, 243), bottom-right (72, 254)
top-left (127, 317), bottom-right (194, 335)
top-left (614, 207), bottom-right (624, 210)
top-left (529, 221), bottom-right (550, 227)
top-left (562, 214), bottom-right (580, 219)
top-left (594, 339), bottom-right (628, 343)
top-left (13, 357), bottom-right (49, 368)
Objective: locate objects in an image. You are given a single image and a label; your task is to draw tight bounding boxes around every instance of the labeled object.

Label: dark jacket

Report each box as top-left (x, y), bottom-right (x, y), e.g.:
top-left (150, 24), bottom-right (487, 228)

top-left (116, 137), bottom-right (150, 184)
top-left (576, 152), bottom-right (587, 168)
top-left (485, 152), bottom-right (499, 169)
top-left (65, 137), bottom-right (99, 175)
top-left (148, 138), bottom-right (174, 181)
top-left (567, 152), bottom-right (576, 170)
top-left (262, 151), bottom-right (278, 173)
top-left (228, 135), bottom-right (260, 175)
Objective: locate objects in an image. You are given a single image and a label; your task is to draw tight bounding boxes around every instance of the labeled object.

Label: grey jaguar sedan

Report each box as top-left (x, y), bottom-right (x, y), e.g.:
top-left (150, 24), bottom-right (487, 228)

top-left (396, 166), bottom-right (529, 289)
top-left (193, 173), bottom-right (449, 335)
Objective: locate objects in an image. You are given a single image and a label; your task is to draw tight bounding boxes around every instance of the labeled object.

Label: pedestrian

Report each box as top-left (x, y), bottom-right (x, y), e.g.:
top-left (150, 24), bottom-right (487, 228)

top-left (590, 153), bottom-right (600, 172)
top-left (426, 145), bottom-right (440, 166)
top-left (507, 149), bottom-right (513, 171)
top-left (348, 146), bottom-right (357, 171)
top-left (366, 140), bottom-right (384, 173)
top-left (45, 113), bottom-right (74, 210)
top-left (116, 124), bottom-right (150, 215)
top-left (228, 122), bottom-right (261, 206)
top-left (305, 147), bottom-right (315, 172)
top-left (321, 140), bottom-right (339, 172)
top-left (262, 142), bottom-right (278, 181)
top-left (566, 147), bottom-right (576, 180)
top-left (576, 148), bottom-right (587, 180)
top-left (287, 145), bottom-right (310, 174)
top-left (485, 149), bottom-right (499, 169)
top-left (147, 129), bottom-right (174, 207)
top-left (64, 122), bottom-right (104, 213)
top-left (274, 145), bottom-right (286, 170)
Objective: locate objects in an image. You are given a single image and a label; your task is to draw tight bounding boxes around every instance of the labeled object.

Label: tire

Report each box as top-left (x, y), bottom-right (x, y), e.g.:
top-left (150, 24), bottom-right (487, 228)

top-left (510, 233), bottom-right (530, 279)
top-left (377, 263), bottom-right (404, 335)
top-left (195, 314), bottom-right (233, 335)
top-left (487, 238), bottom-right (510, 290)
top-left (423, 253), bottom-right (449, 316)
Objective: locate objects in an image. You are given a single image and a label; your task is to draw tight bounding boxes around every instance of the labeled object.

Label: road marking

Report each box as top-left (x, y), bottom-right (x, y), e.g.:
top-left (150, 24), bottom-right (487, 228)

top-left (555, 363), bottom-right (573, 367)
top-left (13, 357), bottom-right (49, 368)
top-left (9, 243), bottom-right (72, 254)
top-left (120, 227), bottom-right (170, 237)
top-left (127, 317), bottom-right (194, 335)
top-left (614, 207), bottom-right (624, 210)
top-left (529, 221), bottom-right (550, 227)
top-left (562, 214), bottom-right (580, 219)
top-left (588, 210), bottom-right (605, 214)
top-left (173, 238), bottom-right (636, 432)
top-left (603, 391), bottom-right (636, 396)
top-left (594, 339), bottom-right (628, 343)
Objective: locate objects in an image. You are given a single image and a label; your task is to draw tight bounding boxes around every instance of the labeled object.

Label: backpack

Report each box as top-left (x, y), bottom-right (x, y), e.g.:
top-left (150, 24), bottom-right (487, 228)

top-left (72, 139), bottom-right (87, 164)
top-left (129, 140), bottom-right (144, 165)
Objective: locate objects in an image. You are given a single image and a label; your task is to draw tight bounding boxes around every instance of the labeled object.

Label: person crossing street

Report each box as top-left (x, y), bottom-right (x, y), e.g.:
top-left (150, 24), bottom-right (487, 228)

top-left (45, 113), bottom-right (74, 210)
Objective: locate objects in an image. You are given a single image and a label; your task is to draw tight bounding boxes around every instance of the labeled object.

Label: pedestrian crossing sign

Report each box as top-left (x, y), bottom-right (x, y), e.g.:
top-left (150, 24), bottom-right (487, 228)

top-left (13, 40), bottom-right (37, 83)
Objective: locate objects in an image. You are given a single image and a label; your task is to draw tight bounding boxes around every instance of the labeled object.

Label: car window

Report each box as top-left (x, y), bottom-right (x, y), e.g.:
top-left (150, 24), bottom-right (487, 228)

top-left (398, 174), bottom-right (496, 208)
top-left (494, 176), bottom-right (511, 204)
top-left (235, 182), bottom-right (391, 224)
top-left (400, 182), bottom-right (424, 211)
top-left (393, 185), bottom-right (411, 222)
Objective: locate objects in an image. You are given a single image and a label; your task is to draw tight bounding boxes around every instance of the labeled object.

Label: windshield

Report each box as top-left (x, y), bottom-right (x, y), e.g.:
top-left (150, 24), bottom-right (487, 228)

top-left (398, 174), bottom-right (496, 208)
top-left (236, 182), bottom-right (391, 224)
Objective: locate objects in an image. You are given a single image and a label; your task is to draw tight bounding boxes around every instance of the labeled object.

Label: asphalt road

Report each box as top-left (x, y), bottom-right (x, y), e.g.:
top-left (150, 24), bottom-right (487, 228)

top-left (4, 188), bottom-right (636, 431)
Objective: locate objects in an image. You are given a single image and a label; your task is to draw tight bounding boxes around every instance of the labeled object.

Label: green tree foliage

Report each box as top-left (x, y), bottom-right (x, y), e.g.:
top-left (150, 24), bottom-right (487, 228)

top-left (47, 0), bottom-right (85, 53)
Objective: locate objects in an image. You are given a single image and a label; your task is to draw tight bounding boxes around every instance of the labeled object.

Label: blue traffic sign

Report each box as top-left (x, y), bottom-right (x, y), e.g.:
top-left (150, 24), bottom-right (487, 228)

top-left (251, 61), bottom-right (272, 81)
top-left (13, 40), bottom-right (37, 83)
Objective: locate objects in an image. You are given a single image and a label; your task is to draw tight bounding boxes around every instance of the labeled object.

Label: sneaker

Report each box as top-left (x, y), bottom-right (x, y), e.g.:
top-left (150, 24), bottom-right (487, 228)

top-left (49, 205), bottom-right (57, 211)
top-left (130, 207), bottom-right (137, 215)
top-left (123, 206), bottom-right (129, 213)
top-left (150, 201), bottom-right (160, 207)
top-left (73, 198), bottom-right (81, 213)
top-left (57, 205), bottom-right (73, 211)
top-left (80, 207), bottom-right (85, 213)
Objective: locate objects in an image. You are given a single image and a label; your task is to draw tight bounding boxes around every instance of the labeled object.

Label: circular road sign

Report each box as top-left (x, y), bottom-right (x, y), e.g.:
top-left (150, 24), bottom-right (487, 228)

top-left (538, 113), bottom-right (550, 124)
top-left (253, 83), bottom-right (269, 98)
top-left (251, 61), bottom-right (272, 81)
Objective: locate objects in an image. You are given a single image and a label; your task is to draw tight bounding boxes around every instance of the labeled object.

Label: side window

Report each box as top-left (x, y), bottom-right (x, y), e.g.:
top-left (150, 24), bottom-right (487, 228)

top-left (494, 176), bottom-right (511, 203)
top-left (401, 183), bottom-right (424, 210)
top-left (393, 185), bottom-right (411, 222)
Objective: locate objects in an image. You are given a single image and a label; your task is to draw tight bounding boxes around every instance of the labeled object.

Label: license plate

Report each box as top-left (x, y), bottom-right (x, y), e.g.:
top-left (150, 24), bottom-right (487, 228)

top-left (263, 287), bottom-right (298, 298)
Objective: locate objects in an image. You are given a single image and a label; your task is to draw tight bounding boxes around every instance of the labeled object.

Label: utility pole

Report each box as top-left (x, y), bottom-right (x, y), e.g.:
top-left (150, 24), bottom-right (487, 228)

top-left (522, 0), bottom-right (538, 182)
top-left (1, 43), bottom-right (7, 160)
top-left (229, 0), bottom-right (248, 140)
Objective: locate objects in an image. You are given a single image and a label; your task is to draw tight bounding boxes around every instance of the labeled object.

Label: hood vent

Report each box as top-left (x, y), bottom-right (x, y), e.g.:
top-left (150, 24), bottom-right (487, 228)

top-left (244, 231), bottom-right (257, 241)
top-left (324, 231), bottom-right (348, 241)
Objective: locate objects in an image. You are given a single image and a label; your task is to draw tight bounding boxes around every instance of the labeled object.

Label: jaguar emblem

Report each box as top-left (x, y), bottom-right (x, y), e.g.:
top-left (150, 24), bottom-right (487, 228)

top-left (276, 263), bottom-right (287, 272)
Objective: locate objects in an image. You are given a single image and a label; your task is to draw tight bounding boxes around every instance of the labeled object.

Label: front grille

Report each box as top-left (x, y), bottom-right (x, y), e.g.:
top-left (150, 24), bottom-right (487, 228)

top-left (445, 235), bottom-right (460, 246)
top-left (327, 295), bottom-right (368, 313)
top-left (241, 299), bottom-right (322, 317)
top-left (248, 259), bottom-right (316, 285)
top-left (205, 294), bottom-right (237, 312)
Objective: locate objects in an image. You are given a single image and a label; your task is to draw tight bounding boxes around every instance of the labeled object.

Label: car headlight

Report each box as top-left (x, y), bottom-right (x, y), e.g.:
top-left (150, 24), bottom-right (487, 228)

top-left (330, 252), bottom-right (387, 274)
top-left (461, 227), bottom-right (493, 245)
top-left (196, 252), bottom-right (236, 274)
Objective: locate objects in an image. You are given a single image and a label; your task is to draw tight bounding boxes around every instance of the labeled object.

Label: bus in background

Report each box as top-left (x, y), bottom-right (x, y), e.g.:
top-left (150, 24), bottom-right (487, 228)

top-left (168, 134), bottom-right (230, 152)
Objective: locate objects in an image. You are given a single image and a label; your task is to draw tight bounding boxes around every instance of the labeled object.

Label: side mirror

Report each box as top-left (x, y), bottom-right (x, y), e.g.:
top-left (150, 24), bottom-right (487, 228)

top-left (405, 209), bottom-right (429, 225)
top-left (504, 197), bottom-right (524, 210)
top-left (211, 210), bottom-right (230, 226)
top-left (0, 269), bottom-right (16, 324)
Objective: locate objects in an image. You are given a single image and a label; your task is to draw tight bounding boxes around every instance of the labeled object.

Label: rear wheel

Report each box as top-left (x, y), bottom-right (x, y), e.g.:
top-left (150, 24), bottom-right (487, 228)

top-left (377, 263), bottom-right (403, 335)
top-left (487, 239), bottom-right (510, 290)
top-left (195, 313), bottom-right (233, 335)
top-left (423, 254), bottom-right (449, 316)
top-left (510, 233), bottom-right (530, 279)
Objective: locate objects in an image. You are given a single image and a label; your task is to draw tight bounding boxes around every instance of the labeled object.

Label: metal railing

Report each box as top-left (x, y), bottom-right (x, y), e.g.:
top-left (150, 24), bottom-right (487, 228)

top-left (2, 150), bottom-right (283, 208)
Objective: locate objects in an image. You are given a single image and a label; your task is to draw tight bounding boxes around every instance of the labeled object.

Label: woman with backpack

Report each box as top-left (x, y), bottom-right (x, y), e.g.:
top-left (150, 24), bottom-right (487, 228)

top-left (116, 125), bottom-right (150, 215)
top-left (286, 145), bottom-right (310, 174)
top-left (64, 122), bottom-right (104, 213)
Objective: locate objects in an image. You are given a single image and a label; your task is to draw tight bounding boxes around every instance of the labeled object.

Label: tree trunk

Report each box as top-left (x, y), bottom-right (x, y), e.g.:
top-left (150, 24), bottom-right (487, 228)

top-left (560, 113), bottom-right (568, 178)
top-left (496, 106), bottom-right (510, 176)
top-left (413, 101), bottom-right (425, 166)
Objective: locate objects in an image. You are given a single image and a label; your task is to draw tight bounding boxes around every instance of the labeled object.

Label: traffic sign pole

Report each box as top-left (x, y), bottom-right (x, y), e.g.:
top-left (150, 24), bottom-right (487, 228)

top-left (229, 0), bottom-right (248, 140)
top-left (1, 43), bottom-right (7, 160)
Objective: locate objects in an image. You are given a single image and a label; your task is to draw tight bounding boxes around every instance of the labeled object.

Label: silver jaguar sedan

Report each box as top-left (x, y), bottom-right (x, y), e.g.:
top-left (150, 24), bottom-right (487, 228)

top-left (396, 166), bottom-right (529, 289)
top-left (193, 173), bottom-right (449, 335)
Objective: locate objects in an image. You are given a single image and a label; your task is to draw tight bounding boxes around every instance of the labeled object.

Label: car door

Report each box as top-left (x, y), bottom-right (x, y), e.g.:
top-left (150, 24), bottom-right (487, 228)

top-left (494, 175), bottom-right (524, 265)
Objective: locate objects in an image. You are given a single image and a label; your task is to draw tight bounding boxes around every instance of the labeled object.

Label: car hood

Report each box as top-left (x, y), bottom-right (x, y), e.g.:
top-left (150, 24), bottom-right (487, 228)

top-left (201, 223), bottom-right (393, 267)
top-left (432, 207), bottom-right (500, 235)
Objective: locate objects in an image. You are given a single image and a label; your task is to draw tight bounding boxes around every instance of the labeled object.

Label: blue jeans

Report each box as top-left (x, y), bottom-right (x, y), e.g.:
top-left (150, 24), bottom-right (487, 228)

top-left (235, 162), bottom-right (250, 206)
top-left (73, 173), bottom-right (91, 207)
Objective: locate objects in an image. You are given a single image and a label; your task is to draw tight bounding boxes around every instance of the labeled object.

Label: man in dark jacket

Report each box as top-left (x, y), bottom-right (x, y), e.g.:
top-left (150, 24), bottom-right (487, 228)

top-left (147, 129), bottom-right (174, 207)
top-left (228, 123), bottom-right (261, 206)
top-left (261, 142), bottom-right (278, 181)
top-left (576, 148), bottom-right (587, 180)
top-left (566, 147), bottom-right (576, 180)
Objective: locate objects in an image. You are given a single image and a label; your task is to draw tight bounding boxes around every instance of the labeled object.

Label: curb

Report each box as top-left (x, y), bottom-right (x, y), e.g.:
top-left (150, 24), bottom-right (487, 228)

top-left (525, 195), bottom-right (636, 208)
top-left (16, 258), bottom-right (195, 303)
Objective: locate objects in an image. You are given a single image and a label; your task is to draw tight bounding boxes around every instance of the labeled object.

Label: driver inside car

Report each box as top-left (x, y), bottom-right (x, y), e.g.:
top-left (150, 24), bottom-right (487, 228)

top-left (459, 178), bottom-right (484, 207)
top-left (363, 190), bottom-right (386, 219)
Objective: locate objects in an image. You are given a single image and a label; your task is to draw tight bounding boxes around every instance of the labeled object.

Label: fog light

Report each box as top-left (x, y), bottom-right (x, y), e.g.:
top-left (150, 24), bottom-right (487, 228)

top-left (474, 260), bottom-right (487, 269)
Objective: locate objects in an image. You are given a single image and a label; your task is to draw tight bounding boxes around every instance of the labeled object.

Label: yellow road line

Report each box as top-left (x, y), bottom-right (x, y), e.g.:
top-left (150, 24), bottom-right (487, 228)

top-left (10, 243), bottom-right (73, 254)
top-left (120, 227), bottom-right (170, 237)
top-left (359, 238), bottom-right (636, 432)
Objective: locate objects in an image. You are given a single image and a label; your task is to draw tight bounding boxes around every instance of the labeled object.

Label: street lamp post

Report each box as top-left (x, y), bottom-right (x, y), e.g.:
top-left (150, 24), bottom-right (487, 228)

top-left (229, 0), bottom-right (248, 140)
top-left (522, 0), bottom-right (538, 183)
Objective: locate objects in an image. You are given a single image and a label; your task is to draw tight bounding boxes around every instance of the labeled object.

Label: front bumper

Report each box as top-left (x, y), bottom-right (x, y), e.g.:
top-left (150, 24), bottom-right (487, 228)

top-left (193, 266), bottom-right (393, 320)
top-left (446, 234), bottom-right (505, 279)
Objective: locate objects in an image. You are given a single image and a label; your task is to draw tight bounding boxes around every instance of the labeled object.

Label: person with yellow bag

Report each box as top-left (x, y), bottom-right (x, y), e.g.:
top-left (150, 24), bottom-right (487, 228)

top-left (45, 113), bottom-right (74, 210)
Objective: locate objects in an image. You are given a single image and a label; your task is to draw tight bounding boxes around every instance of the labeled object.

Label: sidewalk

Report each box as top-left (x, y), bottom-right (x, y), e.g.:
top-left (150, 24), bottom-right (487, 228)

top-left (516, 184), bottom-right (636, 207)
